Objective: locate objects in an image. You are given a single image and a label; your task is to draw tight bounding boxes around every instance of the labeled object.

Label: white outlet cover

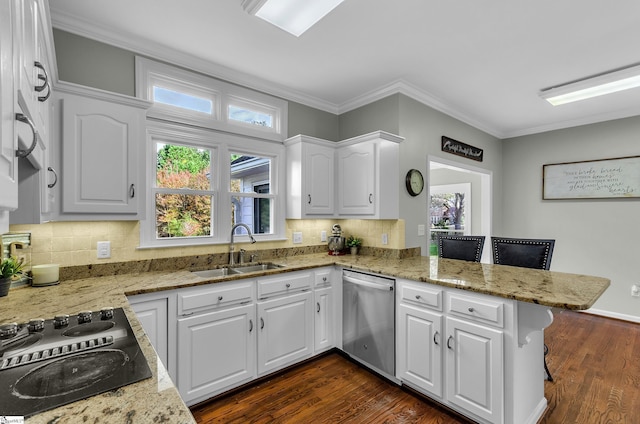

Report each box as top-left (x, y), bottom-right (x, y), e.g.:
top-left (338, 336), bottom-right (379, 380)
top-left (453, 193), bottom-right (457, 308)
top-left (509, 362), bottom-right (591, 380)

top-left (321, 231), bottom-right (327, 242)
top-left (293, 232), bottom-right (303, 244)
top-left (382, 233), bottom-right (388, 245)
top-left (97, 241), bottom-right (111, 259)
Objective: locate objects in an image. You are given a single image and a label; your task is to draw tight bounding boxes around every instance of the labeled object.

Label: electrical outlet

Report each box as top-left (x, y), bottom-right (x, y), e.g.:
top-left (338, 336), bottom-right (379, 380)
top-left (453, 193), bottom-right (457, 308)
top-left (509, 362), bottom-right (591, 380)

top-left (418, 224), bottom-right (425, 236)
top-left (293, 232), bottom-right (303, 244)
top-left (632, 284), bottom-right (640, 297)
top-left (320, 231), bottom-right (327, 242)
top-left (97, 241), bottom-right (111, 259)
top-left (381, 233), bottom-right (388, 245)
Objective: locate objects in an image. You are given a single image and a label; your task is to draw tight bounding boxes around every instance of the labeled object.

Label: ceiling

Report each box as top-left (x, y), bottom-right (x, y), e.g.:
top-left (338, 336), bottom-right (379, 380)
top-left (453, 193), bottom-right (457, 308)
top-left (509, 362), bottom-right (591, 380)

top-left (49, 0), bottom-right (640, 139)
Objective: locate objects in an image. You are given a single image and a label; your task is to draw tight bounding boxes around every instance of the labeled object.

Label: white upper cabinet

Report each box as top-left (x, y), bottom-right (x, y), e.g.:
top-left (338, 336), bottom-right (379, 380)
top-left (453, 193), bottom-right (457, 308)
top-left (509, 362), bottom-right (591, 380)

top-left (55, 83), bottom-right (150, 219)
top-left (285, 131), bottom-right (403, 220)
top-left (285, 135), bottom-right (336, 218)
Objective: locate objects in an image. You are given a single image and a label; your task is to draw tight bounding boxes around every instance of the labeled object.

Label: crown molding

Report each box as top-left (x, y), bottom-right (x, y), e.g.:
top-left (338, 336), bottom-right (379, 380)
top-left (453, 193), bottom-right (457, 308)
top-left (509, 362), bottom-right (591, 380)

top-left (50, 8), bottom-right (340, 114)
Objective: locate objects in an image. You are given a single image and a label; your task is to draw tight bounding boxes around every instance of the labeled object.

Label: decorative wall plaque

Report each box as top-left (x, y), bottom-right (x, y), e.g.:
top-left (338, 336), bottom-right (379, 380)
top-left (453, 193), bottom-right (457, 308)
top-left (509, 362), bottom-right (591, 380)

top-left (441, 136), bottom-right (483, 162)
top-left (543, 155), bottom-right (640, 199)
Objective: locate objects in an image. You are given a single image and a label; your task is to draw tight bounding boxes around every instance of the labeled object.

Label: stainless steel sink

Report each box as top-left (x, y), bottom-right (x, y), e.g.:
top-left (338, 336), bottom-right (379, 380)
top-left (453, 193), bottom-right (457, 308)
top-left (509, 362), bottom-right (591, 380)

top-left (228, 263), bottom-right (284, 274)
top-left (191, 268), bottom-right (231, 278)
top-left (191, 263), bottom-right (283, 278)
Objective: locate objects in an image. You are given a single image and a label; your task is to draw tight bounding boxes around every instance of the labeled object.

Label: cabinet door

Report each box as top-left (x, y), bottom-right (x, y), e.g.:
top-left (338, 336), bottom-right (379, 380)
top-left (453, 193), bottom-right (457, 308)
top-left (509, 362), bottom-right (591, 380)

top-left (0, 0), bottom-right (17, 213)
top-left (257, 290), bottom-right (313, 376)
top-left (61, 94), bottom-right (142, 215)
top-left (177, 304), bottom-right (256, 405)
top-left (446, 316), bottom-right (503, 424)
top-left (304, 143), bottom-right (334, 215)
top-left (130, 296), bottom-right (169, 372)
top-left (16, 0), bottom-right (38, 119)
top-left (337, 142), bottom-right (375, 215)
top-left (314, 286), bottom-right (334, 353)
top-left (397, 304), bottom-right (443, 398)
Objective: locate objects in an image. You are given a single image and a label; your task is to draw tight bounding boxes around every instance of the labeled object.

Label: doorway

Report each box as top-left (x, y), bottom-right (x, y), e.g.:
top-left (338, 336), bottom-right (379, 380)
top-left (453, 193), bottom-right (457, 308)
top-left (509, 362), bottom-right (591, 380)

top-left (428, 156), bottom-right (492, 263)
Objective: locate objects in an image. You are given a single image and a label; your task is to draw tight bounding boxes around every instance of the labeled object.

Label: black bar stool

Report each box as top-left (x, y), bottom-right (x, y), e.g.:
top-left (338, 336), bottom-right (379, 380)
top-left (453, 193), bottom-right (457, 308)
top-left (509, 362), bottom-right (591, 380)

top-left (491, 236), bottom-right (555, 381)
top-left (437, 234), bottom-right (485, 262)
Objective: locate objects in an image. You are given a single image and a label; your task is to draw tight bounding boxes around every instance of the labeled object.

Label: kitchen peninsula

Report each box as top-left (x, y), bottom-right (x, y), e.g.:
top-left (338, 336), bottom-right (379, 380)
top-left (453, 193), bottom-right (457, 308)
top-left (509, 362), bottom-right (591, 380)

top-left (0, 252), bottom-right (609, 424)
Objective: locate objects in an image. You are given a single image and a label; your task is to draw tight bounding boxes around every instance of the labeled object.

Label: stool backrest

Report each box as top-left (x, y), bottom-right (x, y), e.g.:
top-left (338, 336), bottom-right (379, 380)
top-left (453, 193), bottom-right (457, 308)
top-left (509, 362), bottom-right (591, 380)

top-left (437, 235), bottom-right (485, 262)
top-left (491, 237), bottom-right (555, 270)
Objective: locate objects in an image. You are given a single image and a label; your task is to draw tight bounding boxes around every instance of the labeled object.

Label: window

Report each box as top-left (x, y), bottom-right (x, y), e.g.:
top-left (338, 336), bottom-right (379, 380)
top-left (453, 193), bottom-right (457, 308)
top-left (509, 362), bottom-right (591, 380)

top-left (141, 122), bottom-right (285, 248)
top-left (155, 142), bottom-right (214, 239)
top-left (230, 153), bottom-right (273, 235)
top-left (136, 57), bottom-right (287, 142)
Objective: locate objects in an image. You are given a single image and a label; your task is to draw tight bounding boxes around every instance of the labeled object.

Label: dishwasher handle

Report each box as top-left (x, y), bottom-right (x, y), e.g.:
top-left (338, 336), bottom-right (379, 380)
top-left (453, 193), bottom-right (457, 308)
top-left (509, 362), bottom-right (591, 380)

top-left (343, 275), bottom-right (394, 291)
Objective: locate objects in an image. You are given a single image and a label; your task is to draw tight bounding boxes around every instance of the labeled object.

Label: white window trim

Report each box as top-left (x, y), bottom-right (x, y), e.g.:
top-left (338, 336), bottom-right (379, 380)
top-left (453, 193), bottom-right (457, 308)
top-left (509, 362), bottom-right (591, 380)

top-left (136, 57), bottom-right (288, 142)
top-left (140, 120), bottom-right (286, 248)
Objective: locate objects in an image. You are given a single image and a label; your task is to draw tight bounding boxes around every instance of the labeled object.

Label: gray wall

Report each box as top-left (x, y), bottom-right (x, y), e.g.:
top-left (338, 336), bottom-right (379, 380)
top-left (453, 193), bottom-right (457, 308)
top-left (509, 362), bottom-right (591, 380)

top-left (503, 117), bottom-right (640, 321)
top-left (288, 102), bottom-right (339, 141)
top-left (338, 94), bottom-right (400, 139)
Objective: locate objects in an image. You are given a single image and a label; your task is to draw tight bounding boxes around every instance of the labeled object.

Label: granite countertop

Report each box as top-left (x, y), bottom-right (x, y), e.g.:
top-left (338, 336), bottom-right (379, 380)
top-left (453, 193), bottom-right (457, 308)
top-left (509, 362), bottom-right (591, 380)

top-left (0, 253), bottom-right (610, 422)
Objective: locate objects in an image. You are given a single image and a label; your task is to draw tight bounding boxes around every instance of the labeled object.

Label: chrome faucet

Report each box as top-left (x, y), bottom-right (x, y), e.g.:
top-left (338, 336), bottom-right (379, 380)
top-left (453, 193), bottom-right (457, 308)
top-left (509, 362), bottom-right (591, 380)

top-left (229, 223), bottom-right (256, 266)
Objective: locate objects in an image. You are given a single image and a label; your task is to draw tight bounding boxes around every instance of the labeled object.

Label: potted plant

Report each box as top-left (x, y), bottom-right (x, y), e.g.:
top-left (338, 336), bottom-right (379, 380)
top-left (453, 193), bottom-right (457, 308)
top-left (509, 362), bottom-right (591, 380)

top-left (346, 235), bottom-right (362, 255)
top-left (0, 256), bottom-right (25, 297)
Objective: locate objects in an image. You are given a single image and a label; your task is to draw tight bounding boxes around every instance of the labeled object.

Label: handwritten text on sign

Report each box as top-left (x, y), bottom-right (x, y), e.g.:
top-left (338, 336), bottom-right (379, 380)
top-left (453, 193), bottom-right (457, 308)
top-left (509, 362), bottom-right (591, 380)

top-left (543, 156), bottom-right (640, 199)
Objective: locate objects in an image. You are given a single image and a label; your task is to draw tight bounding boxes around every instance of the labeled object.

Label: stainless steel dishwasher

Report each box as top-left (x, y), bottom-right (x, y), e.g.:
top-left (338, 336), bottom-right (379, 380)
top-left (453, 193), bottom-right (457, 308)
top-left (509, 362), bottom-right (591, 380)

top-left (342, 269), bottom-right (396, 380)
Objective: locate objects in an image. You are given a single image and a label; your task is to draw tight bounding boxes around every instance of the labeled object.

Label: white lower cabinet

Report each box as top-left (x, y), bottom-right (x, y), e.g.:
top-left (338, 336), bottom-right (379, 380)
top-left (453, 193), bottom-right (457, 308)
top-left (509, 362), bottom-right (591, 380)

top-left (446, 316), bottom-right (503, 424)
top-left (397, 303), bottom-right (443, 398)
top-left (314, 286), bottom-right (333, 353)
top-left (397, 279), bottom-right (506, 424)
top-left (177, 303), bottom-right (256, 405)
top-left (128, 291), bottom-right (176, 381)
top-left (257, 289), bottom-right (314, 376)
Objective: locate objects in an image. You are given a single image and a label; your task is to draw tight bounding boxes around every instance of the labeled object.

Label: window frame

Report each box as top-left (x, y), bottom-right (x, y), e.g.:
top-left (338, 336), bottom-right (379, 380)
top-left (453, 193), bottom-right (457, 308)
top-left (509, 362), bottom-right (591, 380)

top-left (140, 120), bottom-right (286, 248)
top-left (136, 57), bottom-right (288, 142)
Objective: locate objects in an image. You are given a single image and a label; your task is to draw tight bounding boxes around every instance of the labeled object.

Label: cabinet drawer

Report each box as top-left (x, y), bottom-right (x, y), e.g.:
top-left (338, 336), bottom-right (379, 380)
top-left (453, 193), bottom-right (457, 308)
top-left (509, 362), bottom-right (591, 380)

top-left (400, 284), bottom-right (442, 311)
top-left (258, 272), bottom-right (312, 299)
top-left (178, 281), bottom-right (253, 316)
top-left (314, 269), bottom-right (332, 287)
top-left (447, 293), bottom-right (504, 328)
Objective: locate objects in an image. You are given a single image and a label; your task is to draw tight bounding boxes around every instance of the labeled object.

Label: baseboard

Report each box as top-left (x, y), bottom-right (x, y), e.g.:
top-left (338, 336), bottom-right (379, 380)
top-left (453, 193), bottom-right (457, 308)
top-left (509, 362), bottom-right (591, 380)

top-left (579, 308), bottom-right (640, 324)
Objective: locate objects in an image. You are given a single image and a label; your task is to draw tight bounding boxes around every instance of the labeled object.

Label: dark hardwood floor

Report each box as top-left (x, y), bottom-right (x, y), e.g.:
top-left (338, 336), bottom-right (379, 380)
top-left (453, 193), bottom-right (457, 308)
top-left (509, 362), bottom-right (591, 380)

top-left (191, 311), bottom-right (640, 423)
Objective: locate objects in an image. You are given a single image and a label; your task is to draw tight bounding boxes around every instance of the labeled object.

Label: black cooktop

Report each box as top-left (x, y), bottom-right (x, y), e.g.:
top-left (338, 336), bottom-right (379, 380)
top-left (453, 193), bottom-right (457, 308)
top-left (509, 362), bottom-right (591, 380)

top-left (0, 307), bottom-right (152, 417)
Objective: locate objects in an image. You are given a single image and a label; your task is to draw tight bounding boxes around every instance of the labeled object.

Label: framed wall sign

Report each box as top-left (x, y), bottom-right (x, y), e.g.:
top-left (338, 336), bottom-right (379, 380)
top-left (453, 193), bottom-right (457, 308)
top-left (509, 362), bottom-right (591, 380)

top-left (543, 155), bottom-right (640, 199)
top-left (441, 136), bottom-right (483, 162)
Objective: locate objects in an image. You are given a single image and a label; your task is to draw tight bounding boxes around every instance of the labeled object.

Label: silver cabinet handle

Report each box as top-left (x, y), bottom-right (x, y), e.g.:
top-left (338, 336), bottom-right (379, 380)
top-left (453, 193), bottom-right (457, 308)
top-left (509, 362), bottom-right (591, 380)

top-left (317, 302), bottom-right (320, 313)
top-left (322, 277), bottom-right (327, 282)
top-left (308, 194), bottom-right (311, 204)
top-left (129, 184), bottom-right (135, 198)
top-left (34, 62), bottom-right (51, 102)
top-left (15, 113), bottom-right (38, 158)
top-left (433, 331), bottom-right (440, 345)
top-left (468, 307), bottom-right (474, 312)
top-left (447, 336), bottom-right (454, 350)
top-left (47, 167), bottom-right (58, 188)
top-left (260, 317), bottom-right (264, 330)
top-left (249, 319), bottom-right (253, 333)
top-left (369, 193), bottom-right (373, 204)
top-left (286, 283), bottom-right (291, 288)
top-left (415, 295), bottom-right (421, 300)
top-left (218, 296), bottom-right (223, 301)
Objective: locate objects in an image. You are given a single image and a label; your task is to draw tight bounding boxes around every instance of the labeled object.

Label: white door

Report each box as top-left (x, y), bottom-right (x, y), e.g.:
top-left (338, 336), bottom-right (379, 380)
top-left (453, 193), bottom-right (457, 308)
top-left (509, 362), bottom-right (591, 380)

top-left (397, 304), bottom-right (443, 398)
top-left (304, 143), bottom-right (334, 215)
top-left (314, 286), bottom-right (334, 352)
top-left (446, 316), bottom-right (503, 424)
top-left (257, 290), bottom-right (313, 375)
top-left (0, 0), bottom-right (17, 212)
top-left (177, 304), bottom-right (256, 404)
top-left (130, 297), bottom-right (169, 371)
top-left (337, 142), bottom-right (375, 215)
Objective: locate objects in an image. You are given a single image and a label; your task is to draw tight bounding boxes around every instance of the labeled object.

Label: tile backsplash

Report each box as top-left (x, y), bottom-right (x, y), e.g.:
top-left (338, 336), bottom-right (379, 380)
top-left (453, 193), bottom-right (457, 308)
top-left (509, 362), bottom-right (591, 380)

top-left (8, 219), bottom-right (405, 267)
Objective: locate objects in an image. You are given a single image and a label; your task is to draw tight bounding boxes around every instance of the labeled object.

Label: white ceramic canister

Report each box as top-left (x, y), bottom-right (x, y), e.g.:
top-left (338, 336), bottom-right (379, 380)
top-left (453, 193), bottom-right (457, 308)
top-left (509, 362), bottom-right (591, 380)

top-left (31, 264), bottom-right (60, 287)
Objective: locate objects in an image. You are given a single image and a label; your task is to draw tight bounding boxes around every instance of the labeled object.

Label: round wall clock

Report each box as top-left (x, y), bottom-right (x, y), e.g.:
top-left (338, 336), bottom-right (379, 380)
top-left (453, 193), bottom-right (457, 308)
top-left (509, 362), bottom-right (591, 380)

top-left (405, 169), bottom-right (424, 196)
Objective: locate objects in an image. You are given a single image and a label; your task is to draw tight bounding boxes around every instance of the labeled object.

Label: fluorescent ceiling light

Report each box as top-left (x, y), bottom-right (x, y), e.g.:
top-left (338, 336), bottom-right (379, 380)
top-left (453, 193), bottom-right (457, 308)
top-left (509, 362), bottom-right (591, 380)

top-left (242, 0), bottom-right (345, 37)
top-left (540, 64), bottom-right (640, 106)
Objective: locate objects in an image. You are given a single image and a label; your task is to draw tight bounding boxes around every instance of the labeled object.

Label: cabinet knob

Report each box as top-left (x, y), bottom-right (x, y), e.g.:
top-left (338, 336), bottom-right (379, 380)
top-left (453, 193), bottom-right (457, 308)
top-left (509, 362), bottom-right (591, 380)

top-left (433, 331), bottom-right (440, 345)
top-left (317, 302), bottom-right (321, 313)
top-left (260, 317), bottom-right (264, 330)
top-left (218, 296), bottom-right (223, 301)
top-left (322, 277), bottom-right (327, 282)
top-left (129, 184), bottom-right (135, 198)
top-left (468, 307), bottom-right (475, 313)
top-left (415, 295), bottom-right (421, 300)
top-left (249, 319), bottom-right (253, 333)
top-left (447, 336), bottom-right (454, 350)
top-left (369, 193), bottom-right (373, 204)
top-left (286, 283), bottom-right (291, 288)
